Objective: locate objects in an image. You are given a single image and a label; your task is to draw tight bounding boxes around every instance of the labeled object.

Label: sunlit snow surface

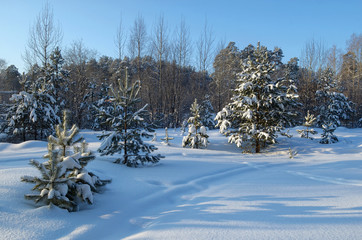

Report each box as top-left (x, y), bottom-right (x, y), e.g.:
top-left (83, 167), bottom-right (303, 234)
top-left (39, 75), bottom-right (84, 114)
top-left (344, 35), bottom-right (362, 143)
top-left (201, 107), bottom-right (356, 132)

top-left (1, 127), bottom-right (362, 239)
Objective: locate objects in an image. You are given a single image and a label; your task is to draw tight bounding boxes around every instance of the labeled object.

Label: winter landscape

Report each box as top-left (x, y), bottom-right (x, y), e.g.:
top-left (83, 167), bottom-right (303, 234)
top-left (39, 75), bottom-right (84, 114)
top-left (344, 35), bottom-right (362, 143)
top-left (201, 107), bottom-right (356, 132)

top-left (1, 1), bottom-right (362, 240)
top-left (1, 127), bottom-right (362, 239)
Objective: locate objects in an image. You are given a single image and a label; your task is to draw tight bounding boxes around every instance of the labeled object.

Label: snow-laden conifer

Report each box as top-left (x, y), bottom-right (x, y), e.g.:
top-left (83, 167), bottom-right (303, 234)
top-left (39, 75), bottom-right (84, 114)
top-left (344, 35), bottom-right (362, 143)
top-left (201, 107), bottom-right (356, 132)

top-left (21, 111), bottom-right (109, 211)
top-left (97, 68), bottom-right (163, 167)
top-left (320, 123), bottom-right (338, 144)
top-left (21, 143), bottom-right (76, 211)
top-left (7, 90), bottom-right (58, 141)
top-left (315, 68), bottom-right (353, 144)
top-left (297, 111), bottom-right (317, 140)
top-left (200, 95), bottom-right (216, 129)
top-left (182, 99), bottom-right (209, 148)
top-left (215, 43), bottom-right (300, 153)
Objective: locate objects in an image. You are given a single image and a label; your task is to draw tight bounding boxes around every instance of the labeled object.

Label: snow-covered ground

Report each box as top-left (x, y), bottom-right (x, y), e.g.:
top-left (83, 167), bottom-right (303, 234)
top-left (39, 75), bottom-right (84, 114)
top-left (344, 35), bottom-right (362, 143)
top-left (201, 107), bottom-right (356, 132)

top-left (1, 127), bottom-right (362, 240)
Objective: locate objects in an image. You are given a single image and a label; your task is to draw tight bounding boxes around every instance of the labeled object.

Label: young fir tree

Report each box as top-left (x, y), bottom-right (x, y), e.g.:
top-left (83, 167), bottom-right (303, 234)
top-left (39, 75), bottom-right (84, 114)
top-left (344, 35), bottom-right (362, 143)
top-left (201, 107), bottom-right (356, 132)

top-left (21, 111), bottom-right (109, 211)
top-left (297, 111), bottom-right (318, 140)
top-left (182, 99), bottom-right (209, 148)
top-left (315, 68), bottom-right (353, 144)
top-left (200, 95), bottom-right (216, 129)
top-left (215, 43), bottom-right (299, 153)
top-left (97, 68), bottom-right (163, 167)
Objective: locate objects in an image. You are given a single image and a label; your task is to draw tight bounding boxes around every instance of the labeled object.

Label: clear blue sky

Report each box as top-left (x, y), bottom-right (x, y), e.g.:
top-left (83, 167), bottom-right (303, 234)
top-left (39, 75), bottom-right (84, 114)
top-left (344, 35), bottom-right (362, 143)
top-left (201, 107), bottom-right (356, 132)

top-left (1, 0), bottom-right (361, 73)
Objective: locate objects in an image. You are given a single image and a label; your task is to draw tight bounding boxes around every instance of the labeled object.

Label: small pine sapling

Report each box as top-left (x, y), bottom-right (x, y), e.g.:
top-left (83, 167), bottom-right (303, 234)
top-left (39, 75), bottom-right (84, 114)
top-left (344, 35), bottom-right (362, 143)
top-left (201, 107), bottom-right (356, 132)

top-left (182, 99), bottom-right (209, 149)
top-left (21, 143), bottom-right (77, 211)
top-left (297, 111), bottom-right (318, 140)
top-left (21, 111), bottom-right (109, 212)
top-left (161, 127), bottom-right (174, 145)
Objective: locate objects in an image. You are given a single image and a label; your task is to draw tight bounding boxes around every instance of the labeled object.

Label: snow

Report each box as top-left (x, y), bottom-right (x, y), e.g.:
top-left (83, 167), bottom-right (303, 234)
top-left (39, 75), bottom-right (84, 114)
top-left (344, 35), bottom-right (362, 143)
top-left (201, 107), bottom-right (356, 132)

top-left (1, 127), bottom-right (362, 239)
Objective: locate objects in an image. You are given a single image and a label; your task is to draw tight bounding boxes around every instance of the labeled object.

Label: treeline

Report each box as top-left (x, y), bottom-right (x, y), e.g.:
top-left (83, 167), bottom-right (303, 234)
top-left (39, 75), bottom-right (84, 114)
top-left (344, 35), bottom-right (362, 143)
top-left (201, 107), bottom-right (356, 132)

top-left (0, 4), bottom-right (361, 142)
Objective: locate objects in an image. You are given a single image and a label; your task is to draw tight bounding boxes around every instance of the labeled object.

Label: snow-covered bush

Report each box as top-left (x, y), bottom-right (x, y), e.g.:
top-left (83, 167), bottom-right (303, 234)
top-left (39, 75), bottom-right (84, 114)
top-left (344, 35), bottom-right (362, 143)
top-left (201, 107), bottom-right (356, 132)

top-left (182, 99), bottom-right (209, 149)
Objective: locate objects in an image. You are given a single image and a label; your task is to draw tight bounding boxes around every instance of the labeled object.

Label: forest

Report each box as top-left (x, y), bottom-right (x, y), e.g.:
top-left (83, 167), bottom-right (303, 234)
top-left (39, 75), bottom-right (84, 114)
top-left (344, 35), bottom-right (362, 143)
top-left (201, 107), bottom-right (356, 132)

top-left (0, 5), bottom-right (361, 143)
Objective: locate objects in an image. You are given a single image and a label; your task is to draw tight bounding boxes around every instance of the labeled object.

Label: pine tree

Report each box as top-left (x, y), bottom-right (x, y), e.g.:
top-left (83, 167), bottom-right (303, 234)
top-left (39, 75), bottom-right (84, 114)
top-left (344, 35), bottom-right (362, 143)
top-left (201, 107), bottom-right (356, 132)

top-left (21, 143), bottom-right (77, 211)
top-left (320, 123), bottom-right (338, 144)
top-left (21, 111), bottom-right (109, 211)
top-left (93, 83), bottom-right (113, 130)
top-left (297, 111), bottom-right (317, 139)
top-left (215, 43), bottom-right (299, 153)
top-left (47, 47), bottom-right (69, 115)
top-left (200, 95), bottom-right (216, 129)
top-left (5, 48), bottom-right (67, 141)
top-left (182, 99), bottom-right (209, 148)
top-left (97, 68), bottom-right (163, 167)
top-left (6, 89), bottom-right (58, 141)
top-left (315, 68), bottom-right (354, 144)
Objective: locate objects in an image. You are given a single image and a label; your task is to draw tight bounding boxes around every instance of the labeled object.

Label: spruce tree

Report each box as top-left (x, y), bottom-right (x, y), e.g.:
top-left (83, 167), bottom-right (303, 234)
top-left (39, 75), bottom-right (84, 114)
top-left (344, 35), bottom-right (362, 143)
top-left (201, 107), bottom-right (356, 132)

top-left (215, 43), bottom-right (299, 153)
top-left (97, 68), bottom-right (163, 167)
top-left (182, 99), bottom-right (209, 148)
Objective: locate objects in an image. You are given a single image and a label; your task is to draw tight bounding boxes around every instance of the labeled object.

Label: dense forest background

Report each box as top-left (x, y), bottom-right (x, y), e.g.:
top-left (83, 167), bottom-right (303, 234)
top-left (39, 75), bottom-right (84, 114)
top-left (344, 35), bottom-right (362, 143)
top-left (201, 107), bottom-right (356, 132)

top-left (0, 6), bottom-right (361, 141)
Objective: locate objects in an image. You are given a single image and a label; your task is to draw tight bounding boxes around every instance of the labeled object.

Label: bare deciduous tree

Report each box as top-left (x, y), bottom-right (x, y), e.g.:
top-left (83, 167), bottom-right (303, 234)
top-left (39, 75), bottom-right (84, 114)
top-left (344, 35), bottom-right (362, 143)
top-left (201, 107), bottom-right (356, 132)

top-left (151, 14), bottom-right (169, 116)
top-left (196, 18), bottom-right (215, 75)
top-left (64, 40), bottom-right (97, 127)
top-left (114, 14), bottom-right (127, 60)
top-left (128, 14), bottom-right (147, 80)
top-left (24, 2), bottom-right (63, 69)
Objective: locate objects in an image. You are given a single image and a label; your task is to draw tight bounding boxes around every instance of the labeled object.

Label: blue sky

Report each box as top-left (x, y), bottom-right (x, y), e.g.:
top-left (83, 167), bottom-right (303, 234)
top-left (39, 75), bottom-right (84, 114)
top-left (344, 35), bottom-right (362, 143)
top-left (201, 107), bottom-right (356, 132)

top-left (1, 0), bottom-right (361, 73)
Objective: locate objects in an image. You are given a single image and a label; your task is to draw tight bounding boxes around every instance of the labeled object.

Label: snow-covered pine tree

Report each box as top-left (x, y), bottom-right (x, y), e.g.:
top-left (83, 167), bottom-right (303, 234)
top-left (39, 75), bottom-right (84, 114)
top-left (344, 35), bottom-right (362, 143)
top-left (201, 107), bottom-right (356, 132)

top-left (6, 89), bottom-right (59, 141)
top-left (200, 95), bottom-right (216, 129)
top-left (47, 47), bottom-right (69, 115)
top-left (93, 83), bottom-right (113, 130)
top-left (215, 43), bottom-right (299, 153)
top-left (5, 48), bottom-right (67, 142)
top-left (97, 68), bottom-right (163, 167)
top-left (22, 111), bottom-right (109, 211)
top-left (21, 143), bottom-right (77, 211)
top-left (182, 99), bottom-right (209, 148)
top-left (297, 111), bottom-right (317, 139)
top-left (48, 111), bottom-right (109, 189)
top-left (315, 68), bottom-right (354, 144)
top-left (320, 123), bottom-right (338, 144)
